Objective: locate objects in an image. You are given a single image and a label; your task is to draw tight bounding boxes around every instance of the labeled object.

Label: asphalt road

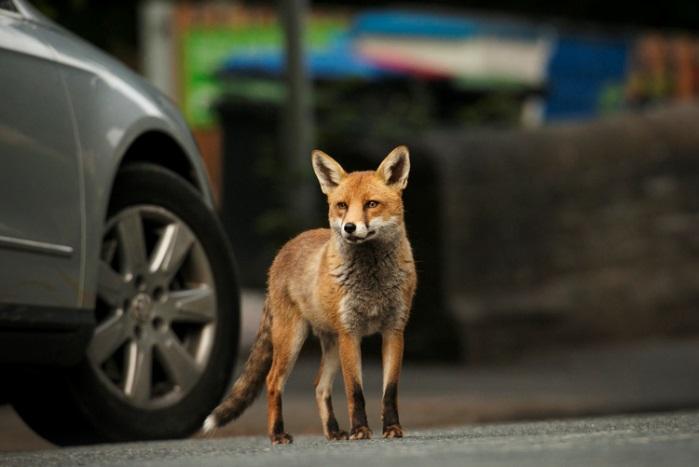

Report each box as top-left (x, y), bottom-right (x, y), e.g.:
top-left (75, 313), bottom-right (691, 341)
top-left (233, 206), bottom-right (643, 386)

top-left (3, 337), bottom-right (699, 455)
top-left (2, 410), bottom-right (698, 467)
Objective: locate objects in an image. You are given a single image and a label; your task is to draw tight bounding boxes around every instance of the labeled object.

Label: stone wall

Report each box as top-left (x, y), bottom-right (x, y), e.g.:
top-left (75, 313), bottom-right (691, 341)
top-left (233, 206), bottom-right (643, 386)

top-left (417, 104), bottom-right (699, 360)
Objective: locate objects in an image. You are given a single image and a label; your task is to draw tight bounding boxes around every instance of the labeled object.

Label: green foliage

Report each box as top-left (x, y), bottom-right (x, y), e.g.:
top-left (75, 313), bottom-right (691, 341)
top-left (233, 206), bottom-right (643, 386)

top-left (455, 92), bottom-right (522, 126)
top-left (314, 79), bottom-right (436, 151)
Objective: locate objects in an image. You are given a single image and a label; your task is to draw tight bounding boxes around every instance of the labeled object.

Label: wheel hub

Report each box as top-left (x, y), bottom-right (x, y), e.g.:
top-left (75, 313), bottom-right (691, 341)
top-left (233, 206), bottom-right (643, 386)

top-left (129, 292), bottom-right (154, 323)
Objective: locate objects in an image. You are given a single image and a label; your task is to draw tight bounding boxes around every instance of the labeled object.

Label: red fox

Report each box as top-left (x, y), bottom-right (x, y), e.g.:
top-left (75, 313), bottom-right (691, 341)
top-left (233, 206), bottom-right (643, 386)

top-left (203, 146), bottom-right (417, 444)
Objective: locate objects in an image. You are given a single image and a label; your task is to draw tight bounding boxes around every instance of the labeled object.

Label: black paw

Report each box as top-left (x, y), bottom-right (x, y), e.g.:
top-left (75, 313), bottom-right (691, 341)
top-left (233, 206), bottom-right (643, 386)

top-left (349, 426), bottom-right (372, 440)
top-left (326, 430), bottom-right (349, 441)
top-left (270, 432), bottom-right (294, 445)
top-left (383, 424), bottom-right (403, 438)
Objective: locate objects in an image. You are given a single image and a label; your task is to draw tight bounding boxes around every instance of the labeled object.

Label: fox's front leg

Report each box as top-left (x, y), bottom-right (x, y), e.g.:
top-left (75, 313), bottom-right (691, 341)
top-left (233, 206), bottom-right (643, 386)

top-left (315, 333), bottom-right (348, 440)
top-left (381, 330), bottom-right (404, 438)
top-left (338, 332), bottom-right (371, 440)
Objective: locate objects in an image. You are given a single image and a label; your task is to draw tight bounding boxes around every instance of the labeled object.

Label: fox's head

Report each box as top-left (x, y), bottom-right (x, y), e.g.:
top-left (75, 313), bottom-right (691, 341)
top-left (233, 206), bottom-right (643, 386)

top-left (312, 146), bottom-right (410, 245)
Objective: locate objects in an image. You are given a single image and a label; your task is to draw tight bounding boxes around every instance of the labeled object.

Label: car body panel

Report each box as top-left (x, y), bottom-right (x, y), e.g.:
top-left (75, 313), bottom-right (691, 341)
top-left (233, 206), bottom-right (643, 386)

top-left (0, 10), bottom-right (83, 307)
top-left (39, 26), bottom-right (215, 308)
top-left (0, 1), bottom-right (215, 314)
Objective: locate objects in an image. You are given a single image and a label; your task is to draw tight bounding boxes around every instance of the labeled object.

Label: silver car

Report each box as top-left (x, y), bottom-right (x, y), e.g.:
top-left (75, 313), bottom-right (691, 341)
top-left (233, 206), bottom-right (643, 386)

top-left (0, 0), bottom-right (240, 444)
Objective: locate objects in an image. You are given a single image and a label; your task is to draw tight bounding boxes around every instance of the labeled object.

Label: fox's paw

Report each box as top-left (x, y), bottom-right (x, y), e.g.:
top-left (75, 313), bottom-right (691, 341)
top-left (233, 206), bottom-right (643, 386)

top-left (349, 426), bottom-right (372, 440)
top-left (326, 430), bottom-right (349, 441)
top-left (270, 433), bottom-right (294, 445)
top-left (383, 424), bottom-right (403, 439)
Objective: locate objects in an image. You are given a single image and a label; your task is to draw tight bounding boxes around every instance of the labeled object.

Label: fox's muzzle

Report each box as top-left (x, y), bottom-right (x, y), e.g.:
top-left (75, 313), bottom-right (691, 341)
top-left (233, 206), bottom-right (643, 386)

top-left (341, 221), bottom-right (372, 243)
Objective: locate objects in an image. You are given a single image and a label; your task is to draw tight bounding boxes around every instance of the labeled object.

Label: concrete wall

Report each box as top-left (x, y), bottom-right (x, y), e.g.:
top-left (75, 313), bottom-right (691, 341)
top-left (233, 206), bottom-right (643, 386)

top-left (418, 104), bottom-right (699, 360)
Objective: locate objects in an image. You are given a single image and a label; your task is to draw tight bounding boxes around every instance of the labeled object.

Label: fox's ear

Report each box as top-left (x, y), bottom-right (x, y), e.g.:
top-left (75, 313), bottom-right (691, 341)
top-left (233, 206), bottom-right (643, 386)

top-left (377, 145), bottom-right (410, 190)
top-left (312, 150), bottom-right (346, 194)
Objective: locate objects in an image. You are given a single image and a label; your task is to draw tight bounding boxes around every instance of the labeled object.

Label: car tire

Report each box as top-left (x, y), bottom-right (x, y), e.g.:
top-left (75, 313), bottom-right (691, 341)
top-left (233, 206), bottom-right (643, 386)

top-left (11, 163), bottom-right (240, 445)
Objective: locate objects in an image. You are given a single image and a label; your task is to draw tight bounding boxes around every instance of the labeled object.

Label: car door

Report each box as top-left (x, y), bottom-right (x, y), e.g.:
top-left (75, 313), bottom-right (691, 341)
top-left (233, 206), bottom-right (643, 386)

top-left (0, 4), bottom-right (83, 308)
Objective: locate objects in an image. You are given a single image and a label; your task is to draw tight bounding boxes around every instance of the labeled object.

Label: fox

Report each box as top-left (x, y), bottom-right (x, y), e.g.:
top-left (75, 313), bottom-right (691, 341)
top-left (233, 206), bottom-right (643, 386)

top-left (203, 146), bottom-right (417, 444)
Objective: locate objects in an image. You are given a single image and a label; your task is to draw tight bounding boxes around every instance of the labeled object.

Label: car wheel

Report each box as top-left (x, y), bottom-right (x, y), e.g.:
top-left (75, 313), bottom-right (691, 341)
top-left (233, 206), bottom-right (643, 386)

top-left (11, 163), bottom-right (240, 445)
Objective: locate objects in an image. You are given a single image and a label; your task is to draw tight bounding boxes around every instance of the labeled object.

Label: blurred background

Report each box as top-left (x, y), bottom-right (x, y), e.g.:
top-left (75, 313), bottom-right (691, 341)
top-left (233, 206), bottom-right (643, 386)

top-left (13, 0), bottom-right (699, 442)
top-left (32, 0), bottom-right (699, 360)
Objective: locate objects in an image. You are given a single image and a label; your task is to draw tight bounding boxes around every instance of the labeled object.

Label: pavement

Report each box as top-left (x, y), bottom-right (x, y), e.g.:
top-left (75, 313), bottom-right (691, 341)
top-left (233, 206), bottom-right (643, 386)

top-left (3, 291), bottom-right (699, 460)
top-left (2, 410), bottom-right (698, 466)
top-left (2, 336), bottom-right (699, 454)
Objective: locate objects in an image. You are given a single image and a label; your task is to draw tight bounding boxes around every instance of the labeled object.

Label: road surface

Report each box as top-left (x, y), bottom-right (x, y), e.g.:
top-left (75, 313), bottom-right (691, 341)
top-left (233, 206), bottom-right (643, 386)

top-left (2, 410), bottom-right (698, 466)
top-left (3, 337), bottom-right (699, 453)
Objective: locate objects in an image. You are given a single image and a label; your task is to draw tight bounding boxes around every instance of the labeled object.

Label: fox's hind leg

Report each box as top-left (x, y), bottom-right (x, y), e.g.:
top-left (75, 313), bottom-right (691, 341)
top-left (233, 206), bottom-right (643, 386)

top-left (266, 307), bottom-right (308, 445)
top-left (315, 333), bottom-right (348, 440)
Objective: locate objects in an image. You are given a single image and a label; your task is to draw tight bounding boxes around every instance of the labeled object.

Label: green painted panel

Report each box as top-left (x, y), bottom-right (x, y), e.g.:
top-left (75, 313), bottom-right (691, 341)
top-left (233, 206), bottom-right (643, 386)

top-left (181, 18), bottom-right (348, 128)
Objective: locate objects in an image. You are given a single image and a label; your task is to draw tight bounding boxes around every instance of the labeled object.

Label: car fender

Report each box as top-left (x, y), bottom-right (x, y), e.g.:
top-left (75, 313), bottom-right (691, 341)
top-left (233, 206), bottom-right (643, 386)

top-left (36, 22), bottom-right (215, 308)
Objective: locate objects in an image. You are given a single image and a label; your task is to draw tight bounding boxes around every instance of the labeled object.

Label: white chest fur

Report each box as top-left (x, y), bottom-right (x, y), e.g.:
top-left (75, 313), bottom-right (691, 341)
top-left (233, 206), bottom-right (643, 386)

top-left (332, 239), bottom-right (410, 335)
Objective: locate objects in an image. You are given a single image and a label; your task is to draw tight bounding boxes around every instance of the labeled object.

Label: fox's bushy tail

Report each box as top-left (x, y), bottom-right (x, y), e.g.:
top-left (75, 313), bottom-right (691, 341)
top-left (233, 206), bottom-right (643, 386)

top-left (203, 302), bottom-right (273, 432)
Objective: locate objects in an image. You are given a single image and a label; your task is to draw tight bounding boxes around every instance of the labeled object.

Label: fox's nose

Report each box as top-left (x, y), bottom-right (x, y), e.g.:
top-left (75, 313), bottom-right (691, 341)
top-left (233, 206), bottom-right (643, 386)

top-left (344, 223), bottom-right (356, 234)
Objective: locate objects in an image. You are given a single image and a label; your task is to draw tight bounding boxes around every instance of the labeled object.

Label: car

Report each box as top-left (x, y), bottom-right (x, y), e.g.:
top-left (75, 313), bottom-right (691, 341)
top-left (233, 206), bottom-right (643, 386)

top-left (0, 0), bottom-right (240, 445)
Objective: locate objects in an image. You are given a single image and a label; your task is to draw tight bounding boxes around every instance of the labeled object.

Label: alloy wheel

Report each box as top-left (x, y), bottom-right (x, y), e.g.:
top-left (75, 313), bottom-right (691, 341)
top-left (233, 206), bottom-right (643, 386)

top-left (90, 205), bottom-right (217, 409)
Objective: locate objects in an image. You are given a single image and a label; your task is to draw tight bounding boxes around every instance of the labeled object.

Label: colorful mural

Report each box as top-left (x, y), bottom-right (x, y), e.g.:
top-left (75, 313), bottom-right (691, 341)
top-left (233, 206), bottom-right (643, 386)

top-left (627, 35), bottom-right (699, 108)
top-left (171, 5), bottom-right (699, 127)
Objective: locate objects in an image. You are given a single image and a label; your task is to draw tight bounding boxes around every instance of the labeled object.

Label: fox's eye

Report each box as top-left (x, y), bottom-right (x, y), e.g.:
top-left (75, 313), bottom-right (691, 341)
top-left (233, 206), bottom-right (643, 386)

top-left (366, 200), bottom-right (380, 209)
top-left (336, 202), bottom-right (348, 210)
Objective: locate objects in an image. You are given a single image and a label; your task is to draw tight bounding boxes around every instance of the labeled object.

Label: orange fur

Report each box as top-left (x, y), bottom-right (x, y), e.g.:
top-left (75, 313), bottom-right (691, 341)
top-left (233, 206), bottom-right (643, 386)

top-left (204, 146), bottom-right (416, 444)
